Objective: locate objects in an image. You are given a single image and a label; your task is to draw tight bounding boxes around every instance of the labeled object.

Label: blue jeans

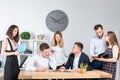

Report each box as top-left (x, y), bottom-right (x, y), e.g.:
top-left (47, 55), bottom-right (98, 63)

top-left (91, 60), bottom-right (103, 70)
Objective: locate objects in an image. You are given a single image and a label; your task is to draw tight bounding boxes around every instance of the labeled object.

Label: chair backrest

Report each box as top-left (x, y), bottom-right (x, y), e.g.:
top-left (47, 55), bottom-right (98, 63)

top-left (0, 41), bottom-right (2, 53)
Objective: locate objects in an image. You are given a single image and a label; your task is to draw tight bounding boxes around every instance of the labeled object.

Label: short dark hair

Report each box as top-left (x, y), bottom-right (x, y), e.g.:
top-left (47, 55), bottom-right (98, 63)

top-left (74, 42), bottom-right (83, 50)
top-left (39, 43), bottom-right (49, 51)
top-left (94, 24), bottom-right (103, 30)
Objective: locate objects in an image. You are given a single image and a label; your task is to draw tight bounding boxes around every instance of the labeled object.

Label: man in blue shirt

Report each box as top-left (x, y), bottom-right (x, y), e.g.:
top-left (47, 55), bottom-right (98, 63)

top-left (90, 24), bottom-right (106, 69)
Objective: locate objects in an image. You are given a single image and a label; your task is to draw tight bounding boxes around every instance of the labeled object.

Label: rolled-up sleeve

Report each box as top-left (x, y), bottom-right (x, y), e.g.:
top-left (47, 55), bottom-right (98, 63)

top-left (49, 55), bottom-right (56, 70)
top-left (25, 56), bottom-right (36, 71)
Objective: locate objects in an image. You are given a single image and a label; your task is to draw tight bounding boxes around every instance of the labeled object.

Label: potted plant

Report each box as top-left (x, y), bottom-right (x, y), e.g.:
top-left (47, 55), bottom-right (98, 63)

top-left (20, 32), bottom-right (30, 39)
top-left (80, 63), bottom-right (88, 74)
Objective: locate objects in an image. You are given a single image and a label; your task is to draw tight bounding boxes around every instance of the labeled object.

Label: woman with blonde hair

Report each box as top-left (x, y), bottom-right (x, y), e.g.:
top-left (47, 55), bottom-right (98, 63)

top-left (51, 31), bottom-right (67, 69)
top-left (94, 31), bottom-right (120, 80)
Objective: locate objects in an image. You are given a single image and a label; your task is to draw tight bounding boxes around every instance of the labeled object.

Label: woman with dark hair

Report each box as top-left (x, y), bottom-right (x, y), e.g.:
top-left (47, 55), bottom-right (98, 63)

top-left (94, 31), bottom-right (120, 80)
top-left (1, 25), bottom-right (20, 80)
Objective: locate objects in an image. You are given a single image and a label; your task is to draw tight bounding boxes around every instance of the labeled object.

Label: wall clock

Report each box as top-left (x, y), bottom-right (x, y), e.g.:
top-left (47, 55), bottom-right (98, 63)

top-left (46, 10), bottom-right (69, 32)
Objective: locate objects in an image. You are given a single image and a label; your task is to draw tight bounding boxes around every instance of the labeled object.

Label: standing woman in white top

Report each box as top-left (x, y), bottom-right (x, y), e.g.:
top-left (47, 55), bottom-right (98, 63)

top-left (51, 31), bottom-right (67, 69)
top-left (1, 25), bottom-right (20, 80)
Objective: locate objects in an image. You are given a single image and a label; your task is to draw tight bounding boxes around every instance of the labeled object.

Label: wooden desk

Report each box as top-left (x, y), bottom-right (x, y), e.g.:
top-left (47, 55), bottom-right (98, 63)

top-left (18, 70), bottom-right (112, 79)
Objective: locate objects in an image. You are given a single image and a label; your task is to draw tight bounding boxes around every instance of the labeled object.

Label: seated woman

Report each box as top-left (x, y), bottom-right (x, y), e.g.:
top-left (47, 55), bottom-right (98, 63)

top-left (25, 43), bottom-right (56, 72)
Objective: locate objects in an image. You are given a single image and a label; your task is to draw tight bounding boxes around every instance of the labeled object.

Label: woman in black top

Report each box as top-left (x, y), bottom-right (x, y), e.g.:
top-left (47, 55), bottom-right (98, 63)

top-left (1, 25), bottom-right (20, 80)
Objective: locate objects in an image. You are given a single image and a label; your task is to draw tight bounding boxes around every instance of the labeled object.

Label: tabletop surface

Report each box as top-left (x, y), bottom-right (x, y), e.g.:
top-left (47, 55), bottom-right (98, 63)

top-left (18, 69), bottom-right (112, 79)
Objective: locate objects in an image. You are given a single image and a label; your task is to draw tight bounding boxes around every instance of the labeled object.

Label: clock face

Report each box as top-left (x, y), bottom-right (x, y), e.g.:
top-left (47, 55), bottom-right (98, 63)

top-left (46, 10), bottom-right (69, 32)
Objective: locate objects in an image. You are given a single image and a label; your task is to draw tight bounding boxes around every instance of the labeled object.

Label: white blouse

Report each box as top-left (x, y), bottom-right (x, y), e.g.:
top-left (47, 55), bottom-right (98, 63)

top-left (52, 46), bottom-right (67, 66)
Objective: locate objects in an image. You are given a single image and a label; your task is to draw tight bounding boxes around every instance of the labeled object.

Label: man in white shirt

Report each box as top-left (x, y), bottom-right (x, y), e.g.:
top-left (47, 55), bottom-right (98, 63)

top-left (90, 24), bottom-right (106, 69)
top-left (25, 43), bottom-right (56, 71)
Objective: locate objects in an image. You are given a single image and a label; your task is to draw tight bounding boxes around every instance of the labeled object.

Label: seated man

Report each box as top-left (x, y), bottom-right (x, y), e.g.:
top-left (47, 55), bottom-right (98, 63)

top-left (60, 42), bottom-right (93, 72)
top-left (25, 43), bottom-right (56, 72)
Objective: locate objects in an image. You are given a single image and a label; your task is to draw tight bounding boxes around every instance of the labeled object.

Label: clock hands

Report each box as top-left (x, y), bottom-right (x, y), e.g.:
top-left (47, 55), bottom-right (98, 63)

top-left (50, 16), bottom-right (58, 23)
top-left (50, 16), bottom-right (65, 25)
top-left (57, 16), bottom-right (66, 22)
top-left (46, 10), bottom-right (68, 32)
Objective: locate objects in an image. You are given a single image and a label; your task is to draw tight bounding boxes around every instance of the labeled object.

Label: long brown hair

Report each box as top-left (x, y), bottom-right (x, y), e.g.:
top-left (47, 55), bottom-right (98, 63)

top-left (106, 31), bottom-right (120, 60)
top-left (52, 31), bottom-right (64, 48)
top-left (6, 25), bottom-right (19, 43)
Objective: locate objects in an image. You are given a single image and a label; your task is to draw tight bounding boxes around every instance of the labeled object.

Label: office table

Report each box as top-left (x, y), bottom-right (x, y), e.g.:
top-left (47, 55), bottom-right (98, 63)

top-left (18, 70), bottom-right (112, 79)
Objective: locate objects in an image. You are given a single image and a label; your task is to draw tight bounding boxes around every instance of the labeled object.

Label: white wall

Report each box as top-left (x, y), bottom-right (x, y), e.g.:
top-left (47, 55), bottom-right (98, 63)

top-left (0, 0), bottom-right (120, 54)
top-left (0, 0), bottom-right (120, 80)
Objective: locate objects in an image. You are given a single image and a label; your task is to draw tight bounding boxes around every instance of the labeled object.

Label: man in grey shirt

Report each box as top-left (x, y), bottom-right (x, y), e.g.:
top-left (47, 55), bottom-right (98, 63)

top-left (90, 24), bottom-right (106, 69)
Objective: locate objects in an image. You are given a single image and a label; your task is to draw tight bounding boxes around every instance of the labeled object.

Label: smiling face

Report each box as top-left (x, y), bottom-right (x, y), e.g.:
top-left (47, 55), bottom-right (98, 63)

top-left (6, 25), bottom-right (19, 42)
top-left (105, 34), bottom-right (110, 42)
top-left (12, 28), bottom-right (18, 37)
top-left (95, 27), bottom-right (104, 38)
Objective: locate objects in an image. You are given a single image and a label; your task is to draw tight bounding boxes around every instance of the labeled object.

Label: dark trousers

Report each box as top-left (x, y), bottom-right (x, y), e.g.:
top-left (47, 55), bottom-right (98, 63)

top-left (90, 60), bottom-right (103, 70)
top-left (56, 64), bottom-right (65, 69)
